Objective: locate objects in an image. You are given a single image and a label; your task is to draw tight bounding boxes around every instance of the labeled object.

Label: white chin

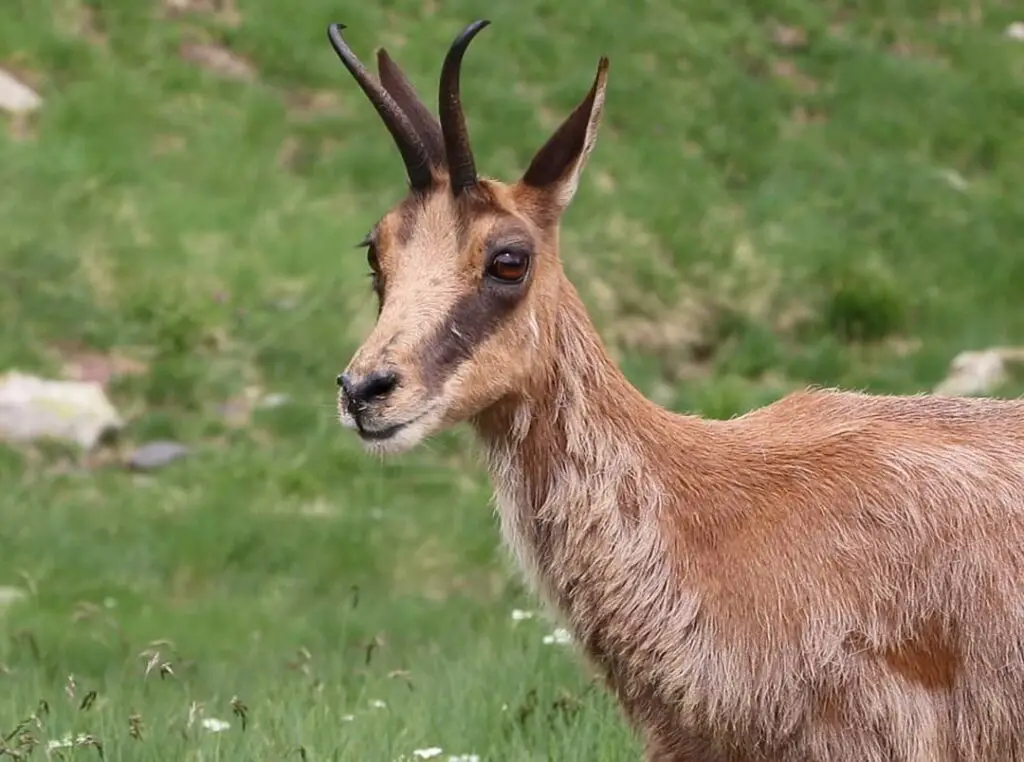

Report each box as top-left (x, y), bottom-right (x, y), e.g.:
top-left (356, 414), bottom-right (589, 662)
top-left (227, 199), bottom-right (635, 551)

top-left (359, 420), bottom-right (430, 455)
top-left (336, 405), bottom-right (442, 456)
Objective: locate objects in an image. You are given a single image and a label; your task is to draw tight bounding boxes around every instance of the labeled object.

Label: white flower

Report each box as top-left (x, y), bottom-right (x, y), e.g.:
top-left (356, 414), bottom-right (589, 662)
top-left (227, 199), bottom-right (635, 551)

top-left (510, 608), bottom-right (534, 621)
top-left (340, 713), bottom-right (355, 722)
top-left (369, 699), bottom-right (387, 709)
top-left (412, 748), bottom-right (443, 759)
top-left (47, 735), bottom-right (91, 751)
top-left (542, 627), bottom-right (572, 645)
top-left (448, 756), bottom-right (481, 762)
top-left (201, 718), bottom-right (231, 733)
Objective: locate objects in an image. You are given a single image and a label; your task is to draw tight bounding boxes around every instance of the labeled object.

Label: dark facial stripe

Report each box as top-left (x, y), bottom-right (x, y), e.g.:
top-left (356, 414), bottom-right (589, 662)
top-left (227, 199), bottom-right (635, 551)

top-left (418, 278), bottom-right (526, 393)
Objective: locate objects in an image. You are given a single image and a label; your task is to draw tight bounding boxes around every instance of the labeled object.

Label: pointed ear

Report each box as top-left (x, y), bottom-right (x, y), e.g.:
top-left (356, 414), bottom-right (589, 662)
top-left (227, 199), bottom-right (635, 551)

top-left (519, 57), bottom-right (609, 217)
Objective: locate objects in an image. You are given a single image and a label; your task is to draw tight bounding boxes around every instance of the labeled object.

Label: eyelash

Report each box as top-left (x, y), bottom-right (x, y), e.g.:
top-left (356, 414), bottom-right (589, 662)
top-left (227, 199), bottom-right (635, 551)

top-left (363, 244), bottom-right (383, 296)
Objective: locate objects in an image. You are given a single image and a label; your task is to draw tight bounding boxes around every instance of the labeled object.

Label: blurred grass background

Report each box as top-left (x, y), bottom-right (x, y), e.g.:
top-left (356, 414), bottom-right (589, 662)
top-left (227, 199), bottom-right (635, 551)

top-left (1, 0), bottom-right (1023, 759)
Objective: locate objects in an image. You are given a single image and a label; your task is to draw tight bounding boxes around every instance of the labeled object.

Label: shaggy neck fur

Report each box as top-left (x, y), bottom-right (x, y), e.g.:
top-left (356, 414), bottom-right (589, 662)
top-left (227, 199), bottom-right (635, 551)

top-left (471, 276), bottom-right (707, 744)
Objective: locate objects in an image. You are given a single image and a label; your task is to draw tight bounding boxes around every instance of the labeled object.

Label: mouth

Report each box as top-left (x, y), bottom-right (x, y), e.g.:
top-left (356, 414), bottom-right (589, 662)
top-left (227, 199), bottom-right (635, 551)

top-left (355, 412), bottom-right (427, 442)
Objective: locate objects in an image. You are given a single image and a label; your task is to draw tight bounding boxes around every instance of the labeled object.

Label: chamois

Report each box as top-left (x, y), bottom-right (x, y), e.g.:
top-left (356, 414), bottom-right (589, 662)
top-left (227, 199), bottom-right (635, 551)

top-left (330, 19), bottom-right (1024, 761)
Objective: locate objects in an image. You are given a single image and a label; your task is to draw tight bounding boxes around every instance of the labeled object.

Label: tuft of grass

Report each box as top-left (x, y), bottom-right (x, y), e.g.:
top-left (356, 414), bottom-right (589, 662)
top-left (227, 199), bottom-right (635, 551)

top-left (820, 257), bottom-right (908, 344)
top-left (1, 0), bottom-right (1023, 758)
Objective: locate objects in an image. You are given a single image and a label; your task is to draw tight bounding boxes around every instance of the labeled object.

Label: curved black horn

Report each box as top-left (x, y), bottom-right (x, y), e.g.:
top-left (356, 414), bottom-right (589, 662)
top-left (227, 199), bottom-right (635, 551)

top-left (328, 23), bottom-right (434, 190)
top-left (438, 20), bottom-right (490, 195)
top-left (377, 48), bottom-right (445, 167)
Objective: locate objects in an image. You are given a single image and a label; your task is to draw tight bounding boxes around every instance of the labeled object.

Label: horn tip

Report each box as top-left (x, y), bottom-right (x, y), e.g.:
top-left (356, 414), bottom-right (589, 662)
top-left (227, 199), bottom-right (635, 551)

top-left (327, 23), bottom-right (348, 49)
top-left (456, 19), bottom-right (491, 43)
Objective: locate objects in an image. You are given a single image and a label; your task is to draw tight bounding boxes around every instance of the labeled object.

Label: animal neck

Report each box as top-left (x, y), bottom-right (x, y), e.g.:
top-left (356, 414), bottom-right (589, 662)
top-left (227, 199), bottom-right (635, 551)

top-left (471, 276), bottom-right (701, 608)
top-left (472, 276), bottom-right (657, 476)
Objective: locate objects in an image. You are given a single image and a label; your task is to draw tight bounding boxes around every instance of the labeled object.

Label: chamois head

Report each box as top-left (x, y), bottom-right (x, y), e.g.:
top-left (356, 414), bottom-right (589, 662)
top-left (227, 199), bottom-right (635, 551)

top-left (331, 20), bottom-right (609, 453)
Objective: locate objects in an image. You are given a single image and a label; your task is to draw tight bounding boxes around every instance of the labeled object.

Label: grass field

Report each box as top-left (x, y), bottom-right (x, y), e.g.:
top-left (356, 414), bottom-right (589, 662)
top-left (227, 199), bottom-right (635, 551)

top-left (2, 0), bottom-right (1023, 759)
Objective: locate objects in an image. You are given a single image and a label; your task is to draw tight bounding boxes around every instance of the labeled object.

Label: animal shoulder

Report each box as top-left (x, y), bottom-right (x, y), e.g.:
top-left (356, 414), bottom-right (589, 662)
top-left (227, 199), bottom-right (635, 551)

top-left (721, 387), bottom-right (1024, 442)
top-left (656, 387), bottom-right (1024, 510)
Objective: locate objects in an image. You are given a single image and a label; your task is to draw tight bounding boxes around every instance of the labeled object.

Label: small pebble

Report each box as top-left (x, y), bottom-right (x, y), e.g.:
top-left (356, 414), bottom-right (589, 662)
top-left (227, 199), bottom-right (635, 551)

top-left (127, 440), bottom-right (189, 470)
top-left (257, 393), bottom-right (290, 409)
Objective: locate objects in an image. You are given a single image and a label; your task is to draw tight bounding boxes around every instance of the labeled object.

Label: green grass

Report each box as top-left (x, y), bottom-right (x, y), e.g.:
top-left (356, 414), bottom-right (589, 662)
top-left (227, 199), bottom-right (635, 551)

top-left (2, 0), bottom-right (1023, 758)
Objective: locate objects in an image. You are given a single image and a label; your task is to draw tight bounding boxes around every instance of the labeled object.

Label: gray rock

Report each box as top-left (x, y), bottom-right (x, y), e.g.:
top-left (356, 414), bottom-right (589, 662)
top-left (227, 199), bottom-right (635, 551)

top-left (933, 347), bottom-right (1024, 397)
top-left (127, 440), bottom-right (189, 470)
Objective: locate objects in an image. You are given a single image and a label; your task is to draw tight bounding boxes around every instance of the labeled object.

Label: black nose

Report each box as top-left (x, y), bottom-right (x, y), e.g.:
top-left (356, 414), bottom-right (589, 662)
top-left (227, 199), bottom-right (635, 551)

top-left (338, 370), bottom-right (400, 412)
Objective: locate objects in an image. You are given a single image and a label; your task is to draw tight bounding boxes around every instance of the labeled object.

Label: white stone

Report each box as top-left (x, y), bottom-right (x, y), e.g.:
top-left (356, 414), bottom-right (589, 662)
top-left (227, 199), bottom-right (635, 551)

top-left (0, 69), bottom-right (41, 114)
top-left (0, 371), bottom-right (123, 449)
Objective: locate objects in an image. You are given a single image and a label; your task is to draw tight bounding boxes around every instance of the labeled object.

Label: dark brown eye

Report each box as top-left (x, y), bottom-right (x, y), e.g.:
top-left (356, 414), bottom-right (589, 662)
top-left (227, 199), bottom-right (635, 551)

top-left (486, 249), bottom-right (530, 283)
top-left (366, 244), bottom-right (380, 273)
